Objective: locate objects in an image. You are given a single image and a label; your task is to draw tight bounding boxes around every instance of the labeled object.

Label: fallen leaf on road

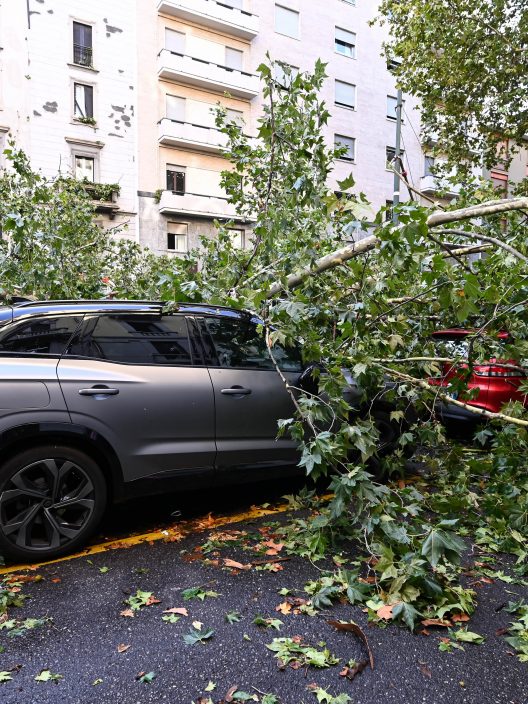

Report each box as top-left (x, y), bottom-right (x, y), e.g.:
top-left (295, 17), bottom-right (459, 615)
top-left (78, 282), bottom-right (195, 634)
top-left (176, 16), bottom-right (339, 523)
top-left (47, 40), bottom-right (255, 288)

top-left (418, 661), bottom-right (432, 678)
top-left (419, 628), bottom-right (431, 636)
top-left (451, 613), bottom-right (470, 623)
top-left (51, 578), bottom-right (61, 584)
top-left (276, 601), bottom-right (292, 615)
top-left (225, 684), bottom-right (239, 701)
top-left (263, 540), bottom-right (284, 555)
top-left (5, 574), bottom-right (42, 584)
top-left (120, 609), bottom-right (134, 618)
top-left (421, 618), bottom-right (451, 628)
top-left (377, 604), bottom-right (395, 620)
top-left (117, 644), bottom-right (130, 653)
top-left (224, 558), bottom-right (251, 570)
top-left (146, 595), bottom-right (161, 606)
top-left (192, 621), bottom-right (203, 630)
top-left (163, 607), bottom-right (188, 616)
top-left (339, 660), bottom-right (368, 681)
top-left (327, 620), bottom-right (374, 670)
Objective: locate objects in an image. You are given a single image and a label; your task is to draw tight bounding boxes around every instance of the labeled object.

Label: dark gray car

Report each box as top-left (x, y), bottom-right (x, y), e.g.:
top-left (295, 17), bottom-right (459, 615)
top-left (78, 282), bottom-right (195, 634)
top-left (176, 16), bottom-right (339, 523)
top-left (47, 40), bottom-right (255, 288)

top-left (0, 300), bottom-right (399, 562)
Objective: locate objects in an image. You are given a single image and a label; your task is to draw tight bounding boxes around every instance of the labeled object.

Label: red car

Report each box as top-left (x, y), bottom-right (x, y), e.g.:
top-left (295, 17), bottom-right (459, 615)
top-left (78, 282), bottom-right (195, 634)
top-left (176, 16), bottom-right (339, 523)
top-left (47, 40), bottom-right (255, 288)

top-left (428, 329), bottom-right (526, 422)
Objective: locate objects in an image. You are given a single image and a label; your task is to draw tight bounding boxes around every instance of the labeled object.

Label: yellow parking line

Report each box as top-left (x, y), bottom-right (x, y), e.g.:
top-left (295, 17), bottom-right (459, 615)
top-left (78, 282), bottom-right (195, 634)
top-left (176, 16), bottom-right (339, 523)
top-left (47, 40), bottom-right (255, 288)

top-left (0, 494), bottom-right (332, 576)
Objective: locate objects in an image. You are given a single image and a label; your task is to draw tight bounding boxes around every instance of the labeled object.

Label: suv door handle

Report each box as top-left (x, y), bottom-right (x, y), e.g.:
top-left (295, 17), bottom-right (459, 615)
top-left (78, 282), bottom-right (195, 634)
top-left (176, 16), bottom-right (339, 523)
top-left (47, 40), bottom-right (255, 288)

top-left (78, 386), bottom-right (119, 396)
top-left (221, 386), bottom-right (251, 396)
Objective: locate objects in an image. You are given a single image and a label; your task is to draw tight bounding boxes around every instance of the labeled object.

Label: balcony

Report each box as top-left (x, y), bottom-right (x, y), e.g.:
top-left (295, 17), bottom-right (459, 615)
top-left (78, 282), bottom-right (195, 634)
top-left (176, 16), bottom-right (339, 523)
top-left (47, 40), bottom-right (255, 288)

top-left (420, 175), bottom-right (460, 198)
top-left (157, 0), bottom-right (259, 40)
top-left (159, 190), bottom-right (253, 221)
top-left (158, 50), bottom-right (259, 100)
top-left (158, 118), bottom-right (228, 154)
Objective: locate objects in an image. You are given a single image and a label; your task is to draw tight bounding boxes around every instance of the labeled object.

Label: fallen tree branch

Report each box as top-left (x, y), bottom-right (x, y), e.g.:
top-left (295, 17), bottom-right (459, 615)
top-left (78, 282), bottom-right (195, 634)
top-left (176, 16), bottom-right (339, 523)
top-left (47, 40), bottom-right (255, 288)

top-left (431, 228), bottom-right (528, 264)
top-left (426, 197), bottom-right (528, 227)
top-left (267, 235), bottom-right (378, 297)
top-left (376, 365), bottom-right (528, 427)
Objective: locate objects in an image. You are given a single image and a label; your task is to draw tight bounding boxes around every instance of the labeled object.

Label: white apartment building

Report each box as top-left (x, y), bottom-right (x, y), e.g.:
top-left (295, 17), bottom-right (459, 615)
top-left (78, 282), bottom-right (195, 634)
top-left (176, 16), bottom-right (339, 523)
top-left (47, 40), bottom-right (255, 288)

top-left (0, 0), bottom-right (138, 237)
top-left (137, 0), bottom-right (429, 255)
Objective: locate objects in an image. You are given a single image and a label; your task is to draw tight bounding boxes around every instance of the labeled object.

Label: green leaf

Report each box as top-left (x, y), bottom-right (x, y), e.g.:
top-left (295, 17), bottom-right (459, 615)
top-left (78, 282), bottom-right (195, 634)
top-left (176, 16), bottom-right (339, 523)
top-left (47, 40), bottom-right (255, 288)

top-left (205, 681), bottom-right (216, 692)
top-left (392, 602), bottom-right (421, 631)
top-left (421, 528), bottom-right (466, 568)
top-left (0, 672), bottom-right (12, 683)
top-left (35, 669), bottom-right (62, 683)
top-left (183, 627), bottom-right (214, 646)
top-left (226, 610), bottom-right (242, 624)
top-left (137, 671), bottom-right (156, 684)
top-left (453, 629), bottom-right (485, 644)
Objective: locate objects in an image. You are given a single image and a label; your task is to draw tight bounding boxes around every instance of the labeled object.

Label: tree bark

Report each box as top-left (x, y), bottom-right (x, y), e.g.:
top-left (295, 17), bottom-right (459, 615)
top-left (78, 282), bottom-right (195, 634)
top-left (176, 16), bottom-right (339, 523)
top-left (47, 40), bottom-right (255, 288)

top-left (426, 197), bottom-right (528, 227)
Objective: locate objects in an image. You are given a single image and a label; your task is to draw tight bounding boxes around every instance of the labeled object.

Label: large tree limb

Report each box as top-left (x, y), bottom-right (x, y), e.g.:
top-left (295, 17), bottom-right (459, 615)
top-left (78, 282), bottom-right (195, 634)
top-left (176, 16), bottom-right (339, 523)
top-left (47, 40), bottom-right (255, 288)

top-left (267, 235), bottom-right (378, 297)
top-left (431, 228), bottom-right (528, 264)
top-left (426, 197), bottom-right (528, 227)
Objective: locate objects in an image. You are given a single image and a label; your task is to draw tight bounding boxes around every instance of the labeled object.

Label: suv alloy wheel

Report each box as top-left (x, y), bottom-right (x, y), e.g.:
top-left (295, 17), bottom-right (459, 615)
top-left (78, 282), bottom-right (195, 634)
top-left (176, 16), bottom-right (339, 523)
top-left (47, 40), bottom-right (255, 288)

top-left (0, 446), bottom-right (107, 561)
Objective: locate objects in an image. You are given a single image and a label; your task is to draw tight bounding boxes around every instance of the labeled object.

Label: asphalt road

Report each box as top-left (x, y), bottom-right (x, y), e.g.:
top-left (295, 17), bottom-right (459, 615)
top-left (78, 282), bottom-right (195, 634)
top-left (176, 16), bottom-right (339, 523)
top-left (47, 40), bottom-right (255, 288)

top-left (0, 478), bottom-right (526, 704)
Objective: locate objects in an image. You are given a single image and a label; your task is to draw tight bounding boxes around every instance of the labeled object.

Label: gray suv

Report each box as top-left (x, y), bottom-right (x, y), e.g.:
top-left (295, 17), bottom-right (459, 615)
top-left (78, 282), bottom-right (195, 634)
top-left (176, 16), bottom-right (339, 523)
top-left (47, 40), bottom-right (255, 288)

top-left (0, 300), bottom-right (400, 562)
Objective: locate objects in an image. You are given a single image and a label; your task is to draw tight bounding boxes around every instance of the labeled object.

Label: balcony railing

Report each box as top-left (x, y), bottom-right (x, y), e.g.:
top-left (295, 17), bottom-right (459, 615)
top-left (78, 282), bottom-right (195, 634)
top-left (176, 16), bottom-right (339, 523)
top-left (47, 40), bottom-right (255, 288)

top-left (159, 190), bottom-right (253, 221)
top-left (158, 50), bottom-right (259, 100)
top-left (73, 44), bottom-right (93, 67)
top-left (158, 118), bottom-right (229, 153)
top-left (157, 0), bottom-right (259, 40)
top-left (420, 175), bottom-right (460, 198)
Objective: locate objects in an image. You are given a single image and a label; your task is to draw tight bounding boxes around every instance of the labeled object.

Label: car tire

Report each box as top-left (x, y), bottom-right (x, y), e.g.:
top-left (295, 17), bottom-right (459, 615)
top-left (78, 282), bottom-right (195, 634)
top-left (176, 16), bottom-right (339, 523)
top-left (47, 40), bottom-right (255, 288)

top-left (0, 445), bottom-right (107, 562)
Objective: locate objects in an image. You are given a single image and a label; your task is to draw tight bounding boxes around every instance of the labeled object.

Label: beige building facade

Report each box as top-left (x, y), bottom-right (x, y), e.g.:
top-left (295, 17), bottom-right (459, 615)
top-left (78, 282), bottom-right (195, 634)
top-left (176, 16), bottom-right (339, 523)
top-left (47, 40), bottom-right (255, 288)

top-left (136, 0), bottom-right (429, 255)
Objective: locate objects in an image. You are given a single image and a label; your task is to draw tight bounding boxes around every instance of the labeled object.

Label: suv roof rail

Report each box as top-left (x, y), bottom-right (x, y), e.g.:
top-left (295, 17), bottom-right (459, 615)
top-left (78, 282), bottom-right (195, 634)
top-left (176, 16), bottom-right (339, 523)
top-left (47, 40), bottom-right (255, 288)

top-left (13, 299), bottom-right (166, 308)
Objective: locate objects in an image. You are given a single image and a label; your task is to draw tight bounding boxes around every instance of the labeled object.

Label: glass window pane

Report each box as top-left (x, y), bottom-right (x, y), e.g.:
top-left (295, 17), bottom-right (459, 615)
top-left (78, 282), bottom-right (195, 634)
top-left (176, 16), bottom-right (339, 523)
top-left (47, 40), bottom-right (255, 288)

top-left (166, 95), bottom-right (186, 121)
top-left (335, 134), bottom-right (355, 161)
top-left (0, 316), bottom-right (83, 356)
top-left (168, 222), bottom-right (188, 252)
top-left (73, 22), bottom-right (92, 65)
top-left (226, 108), bottom-right (244, 125)
top-left (75, 156), bottom-right (94, 181)
top-left (165, 28), bottom-right (185, 53)
top-left (225, 47), bottom-right (243, 70)
top-left (335, 80), bottom-right (355, 108)
top-left (275, 5), bottom-right (299, 39)
top-left (75, 315), bottom-right (193, 365)
top-left (204, 317), bottom-right (302, 371)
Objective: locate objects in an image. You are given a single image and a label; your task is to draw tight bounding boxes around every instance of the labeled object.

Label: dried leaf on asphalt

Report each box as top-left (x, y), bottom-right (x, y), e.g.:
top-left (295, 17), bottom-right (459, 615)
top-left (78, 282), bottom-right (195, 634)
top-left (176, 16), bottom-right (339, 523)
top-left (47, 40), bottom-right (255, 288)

top-left (263, 540), bottom-right (284, 555)
top-left (451, 613), bottom-right (470, 623)
top-left (163, 607), bottom-right (188, 616)
top-left (117, 644), bottom-right (130, 653)
top-left (276, 601), bottom-right (292, 615)
top-left (224, 558), bottom-right (252, 571)
top-left (339, 660), bottom-right (369, 681)
top-left (120, 609), bottom-right (134, 618)
top-left (225, 684), bottom-right (239, 701)
top-left (418, 661), bottom-right (432, 678)
top-left (328, 619), bottom-right (374, 670)
top-left (421, 618), bottom-right (452, 628)
top-left (377, 604), bottom-right (395, 620)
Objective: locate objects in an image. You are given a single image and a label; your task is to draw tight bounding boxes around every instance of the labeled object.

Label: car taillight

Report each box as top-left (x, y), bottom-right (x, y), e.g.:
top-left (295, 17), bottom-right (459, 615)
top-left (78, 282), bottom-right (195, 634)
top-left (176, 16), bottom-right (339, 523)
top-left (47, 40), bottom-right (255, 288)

top-left (473, 365), bottom-right (525, 378)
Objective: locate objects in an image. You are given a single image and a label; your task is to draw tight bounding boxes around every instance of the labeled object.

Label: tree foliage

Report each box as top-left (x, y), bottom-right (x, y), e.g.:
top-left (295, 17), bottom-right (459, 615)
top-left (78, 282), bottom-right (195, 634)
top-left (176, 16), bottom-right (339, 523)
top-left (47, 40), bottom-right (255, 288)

top-left (375, 0), bottom-right (528, 170)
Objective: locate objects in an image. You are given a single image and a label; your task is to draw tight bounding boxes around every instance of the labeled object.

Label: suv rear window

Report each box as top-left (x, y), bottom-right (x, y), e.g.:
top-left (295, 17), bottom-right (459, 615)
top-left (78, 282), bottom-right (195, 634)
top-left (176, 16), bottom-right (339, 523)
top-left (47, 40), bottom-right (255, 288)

top-left (68, 314), bottom-right (193, 365)
top-left (0, 316), bottom-right (83, 356)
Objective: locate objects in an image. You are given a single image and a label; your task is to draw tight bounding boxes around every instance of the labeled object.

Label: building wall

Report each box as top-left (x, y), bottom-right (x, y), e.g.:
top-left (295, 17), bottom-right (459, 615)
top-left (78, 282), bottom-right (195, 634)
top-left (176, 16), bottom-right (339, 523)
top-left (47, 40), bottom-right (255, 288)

top-left (0, 0), bottom-right (138, 237)
top-left (136, 0), bottom-right (428, 256)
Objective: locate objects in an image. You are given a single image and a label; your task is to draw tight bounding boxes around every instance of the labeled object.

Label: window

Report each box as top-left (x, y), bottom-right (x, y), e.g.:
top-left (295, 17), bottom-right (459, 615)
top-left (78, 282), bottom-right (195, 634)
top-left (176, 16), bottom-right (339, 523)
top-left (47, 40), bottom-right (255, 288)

top-left (203, 317), bottom-right (303, 372)
top-left (167, 222), bottom-right (188, 252)
top-left (226, 108), bottom-right (244, 125)
top-left (385, 200), bottom-right (393, 222)
top-left (166, 95), bottom-right (185, 122)
top-left (335, 134), bottom-right (355, 162)
top-left (74, 83), bottom-right (94, 119)
top-left (424, 155), bottom-right (435, 177)
top-left (387, 95), bottom-right (404, 121)
top-left (74, 155), bottom-right (95, 181)
top-left (225, 47), bottom-right (243, 70)
top-left (73, 22), bottom-right (93, 67)
top-left (335, 80), bottom-right (355, 109)
top-left (69, 315), bottom-right (193, 365)
top-left (0, 316), bottom-right (82, 356)
top-left (490, 170), bottom-right (508, 196)
top-left (229, 229), bottom-right (245, 249)
top-left (335, 28), bottom-right (356, 58)
top-left (165, 28), bottom-right (185, 53)
top-left (386, 146), bottom-right (404, 169)
top-left (275, 5), bottom-right (299, 39)
top-left (166, 165), bottom-right (185, 193)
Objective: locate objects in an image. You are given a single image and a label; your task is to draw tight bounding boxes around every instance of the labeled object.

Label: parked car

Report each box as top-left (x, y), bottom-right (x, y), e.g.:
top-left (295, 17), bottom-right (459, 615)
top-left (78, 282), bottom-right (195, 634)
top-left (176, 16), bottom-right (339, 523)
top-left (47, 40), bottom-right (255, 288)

top-left (0, 299), bottom-right (403, 561)
top-left (428, 328), bottom-right (526, 423)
